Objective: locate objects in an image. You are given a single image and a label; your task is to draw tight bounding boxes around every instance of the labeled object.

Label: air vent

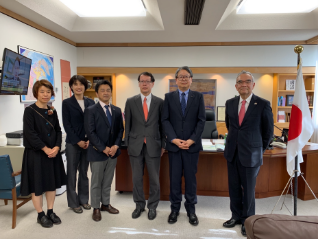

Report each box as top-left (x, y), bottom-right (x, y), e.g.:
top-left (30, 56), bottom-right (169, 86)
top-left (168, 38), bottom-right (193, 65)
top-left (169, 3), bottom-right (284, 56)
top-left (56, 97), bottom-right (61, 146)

top-left (185, 0), bottom-right (205, 25)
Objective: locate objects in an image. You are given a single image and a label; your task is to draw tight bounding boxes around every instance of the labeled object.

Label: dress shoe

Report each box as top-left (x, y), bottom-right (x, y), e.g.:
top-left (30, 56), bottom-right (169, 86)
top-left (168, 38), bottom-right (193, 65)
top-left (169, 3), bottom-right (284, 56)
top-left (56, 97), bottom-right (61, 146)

top-left (223, 218), bottom-right (241, 228)
top-left (101, 204), bottom-right (119, 214)
top-left (148, 209), bottom-right (156, 220)
top-left (168, 211), bottom-right (179, 224)
top-left (92, 208), bottom-right (101, 222)
top-left (48, 213), bottom-right (61, 225)
top-left (188, 213), bottom-right (199, 226)
top-left (241, 224), bottom-right (246, 236)
top-left (37, 215), bottom-right (53, 228)
top-left (73, 207), bottom-right (83, 214)
top-left (81, 203), bottom-right (91, 210)
top-left (132, 208), bottom-right (145, 219)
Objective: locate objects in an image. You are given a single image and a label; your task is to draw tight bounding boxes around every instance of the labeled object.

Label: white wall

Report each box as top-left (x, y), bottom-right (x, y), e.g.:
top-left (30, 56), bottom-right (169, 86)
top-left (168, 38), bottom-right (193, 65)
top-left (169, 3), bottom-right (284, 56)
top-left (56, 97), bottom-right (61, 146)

top-left (116, 73), bottom-right (273, 112)
top-left (0, 13), bottom-right (77, 135)
top-left (77, 45), bottom-right (318, 67)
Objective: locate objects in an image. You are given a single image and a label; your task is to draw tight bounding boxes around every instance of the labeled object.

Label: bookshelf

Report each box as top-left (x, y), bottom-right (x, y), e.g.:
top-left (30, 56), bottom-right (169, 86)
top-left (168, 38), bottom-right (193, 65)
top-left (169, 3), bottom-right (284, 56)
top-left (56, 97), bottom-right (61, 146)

top-left (272, 73), bottom-right (315, 127)
top-left (81, 74), bottom-right (117, 105)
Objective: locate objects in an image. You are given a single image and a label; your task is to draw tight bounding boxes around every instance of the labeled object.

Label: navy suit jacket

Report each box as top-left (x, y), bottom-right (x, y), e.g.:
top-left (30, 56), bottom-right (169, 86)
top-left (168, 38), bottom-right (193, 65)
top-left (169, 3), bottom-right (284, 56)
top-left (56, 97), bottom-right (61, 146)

top-left (62, 95), bottom-right (95, 145)
top-left (224, 94), bottom-right (274, 167)
top-left (84, 103), bottom-right (124, 162)
top-left (162, 90), bottom-right (206, 153)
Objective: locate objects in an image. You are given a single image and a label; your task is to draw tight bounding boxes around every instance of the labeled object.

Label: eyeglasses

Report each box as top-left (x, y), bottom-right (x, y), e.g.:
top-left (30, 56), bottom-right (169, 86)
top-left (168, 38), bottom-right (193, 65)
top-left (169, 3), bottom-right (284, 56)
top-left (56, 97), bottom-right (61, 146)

top-left (139, 81), bottom-right (153, 84)
top-left (236, 80), bottom-right (253, 85)
top-left (177, 75), bottom-right (191, 81)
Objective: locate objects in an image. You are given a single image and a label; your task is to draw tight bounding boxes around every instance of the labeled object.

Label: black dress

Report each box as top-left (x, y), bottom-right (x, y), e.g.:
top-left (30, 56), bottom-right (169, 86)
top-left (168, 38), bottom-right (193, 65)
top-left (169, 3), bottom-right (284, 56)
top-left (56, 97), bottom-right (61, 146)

top-left (20, 103), bottom-right (67, 196)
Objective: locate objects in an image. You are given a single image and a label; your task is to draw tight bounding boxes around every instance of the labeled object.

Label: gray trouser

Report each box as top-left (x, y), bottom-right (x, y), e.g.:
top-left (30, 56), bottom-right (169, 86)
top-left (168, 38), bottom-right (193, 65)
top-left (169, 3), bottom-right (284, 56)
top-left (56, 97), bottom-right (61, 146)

top-left (90, 158), bottom-right (117, 209)
top-left (130, 143), bottom-right (161, 210)
top-left (66, 143), bottom-right (89, 208)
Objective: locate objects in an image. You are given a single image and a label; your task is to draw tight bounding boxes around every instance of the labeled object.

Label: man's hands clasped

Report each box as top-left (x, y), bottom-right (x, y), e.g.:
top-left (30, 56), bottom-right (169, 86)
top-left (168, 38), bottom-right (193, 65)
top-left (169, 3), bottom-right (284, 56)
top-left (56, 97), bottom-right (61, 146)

top-left (172, 139), bottom-right (194, 150)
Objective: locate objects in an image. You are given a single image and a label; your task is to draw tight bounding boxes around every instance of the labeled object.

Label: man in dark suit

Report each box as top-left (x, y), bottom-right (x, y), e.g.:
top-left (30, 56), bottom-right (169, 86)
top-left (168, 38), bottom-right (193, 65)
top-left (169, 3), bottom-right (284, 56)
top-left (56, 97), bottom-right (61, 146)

top-left (223, 71), bottom-right (273, 236)
top-left (125, 72), bottom-right (165, 220)
top-left (62, 75), bottom-right (95, 213)
top-left (162, 66), bottom-right (205, 226)
top-left (84, 80), bottom-right (124, 222)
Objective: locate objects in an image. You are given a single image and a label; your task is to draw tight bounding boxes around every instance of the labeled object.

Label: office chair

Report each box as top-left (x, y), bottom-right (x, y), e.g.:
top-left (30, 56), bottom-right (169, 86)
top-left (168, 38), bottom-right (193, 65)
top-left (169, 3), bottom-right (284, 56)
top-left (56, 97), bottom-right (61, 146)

top-left (202, 109), bottom-right (218, 139)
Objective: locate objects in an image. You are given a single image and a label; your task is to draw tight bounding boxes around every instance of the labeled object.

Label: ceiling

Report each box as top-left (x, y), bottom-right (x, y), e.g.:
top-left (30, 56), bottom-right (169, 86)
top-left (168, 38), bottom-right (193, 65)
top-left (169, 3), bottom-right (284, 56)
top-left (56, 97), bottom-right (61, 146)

top-left (1, 0), bottom-right (318, 44)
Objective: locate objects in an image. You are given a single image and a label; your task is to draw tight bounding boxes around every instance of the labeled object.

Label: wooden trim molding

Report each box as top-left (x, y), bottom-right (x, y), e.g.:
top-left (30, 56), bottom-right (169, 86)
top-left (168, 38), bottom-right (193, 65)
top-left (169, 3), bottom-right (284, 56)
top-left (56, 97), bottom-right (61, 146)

top-left (77, 67), bottom-right (316, 74)
top-left (0, 5), bottom-right (76, 46)
top-left (306, 35), bottom-right (318, 44)
top-left (76, 41), bottom-right (312, 47)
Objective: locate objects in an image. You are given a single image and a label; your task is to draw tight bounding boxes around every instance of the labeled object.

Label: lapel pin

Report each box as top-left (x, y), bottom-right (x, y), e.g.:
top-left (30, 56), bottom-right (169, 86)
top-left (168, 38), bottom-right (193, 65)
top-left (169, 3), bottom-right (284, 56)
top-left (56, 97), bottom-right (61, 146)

top-left (254, 102), bottom-right (257, 105)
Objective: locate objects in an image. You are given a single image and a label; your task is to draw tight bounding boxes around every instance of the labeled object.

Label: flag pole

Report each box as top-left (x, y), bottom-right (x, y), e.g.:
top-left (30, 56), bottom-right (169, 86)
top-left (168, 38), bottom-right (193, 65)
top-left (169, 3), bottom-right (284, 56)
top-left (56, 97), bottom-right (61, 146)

top-left (293, 45), bottom-right (303, 216)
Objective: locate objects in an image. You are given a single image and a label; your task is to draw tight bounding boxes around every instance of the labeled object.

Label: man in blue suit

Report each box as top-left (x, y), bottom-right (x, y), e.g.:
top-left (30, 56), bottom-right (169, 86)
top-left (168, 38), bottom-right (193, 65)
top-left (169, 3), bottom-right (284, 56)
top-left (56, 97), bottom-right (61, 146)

top-left (162, 66), bottom-right (205, 226)
top-left (223, 71), bottom-right (273, 236)
top-left (84, 80), bottom-right (124, 222)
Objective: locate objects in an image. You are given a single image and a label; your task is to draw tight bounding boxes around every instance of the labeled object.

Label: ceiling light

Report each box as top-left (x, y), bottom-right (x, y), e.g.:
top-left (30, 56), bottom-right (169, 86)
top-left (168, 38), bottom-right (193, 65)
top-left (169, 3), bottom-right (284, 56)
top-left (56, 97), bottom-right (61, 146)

top-left (237, 0), bottom-right (318, 14)
top-left (60, 0), bottom-right (146, 17)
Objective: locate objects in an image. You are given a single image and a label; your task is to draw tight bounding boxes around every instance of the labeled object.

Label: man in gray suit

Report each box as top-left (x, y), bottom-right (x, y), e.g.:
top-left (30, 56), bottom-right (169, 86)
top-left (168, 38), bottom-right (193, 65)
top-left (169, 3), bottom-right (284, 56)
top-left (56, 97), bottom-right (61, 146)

top-left (124, 72), bottom-right (165, 220)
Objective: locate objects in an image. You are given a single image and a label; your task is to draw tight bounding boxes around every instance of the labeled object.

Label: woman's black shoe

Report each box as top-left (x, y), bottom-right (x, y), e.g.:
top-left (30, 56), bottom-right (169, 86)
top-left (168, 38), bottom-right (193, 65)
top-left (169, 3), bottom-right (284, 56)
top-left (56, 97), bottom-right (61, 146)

top-left (48, 213), bottom-right (62, 225)
top-left (37, 215), bottom-right (53, 228)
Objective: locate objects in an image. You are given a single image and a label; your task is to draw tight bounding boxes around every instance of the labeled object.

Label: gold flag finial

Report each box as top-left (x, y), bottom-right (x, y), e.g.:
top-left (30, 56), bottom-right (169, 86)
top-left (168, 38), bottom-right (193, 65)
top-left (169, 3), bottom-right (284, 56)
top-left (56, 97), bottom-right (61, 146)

top-left (294, 45), bottom-right (304, 54)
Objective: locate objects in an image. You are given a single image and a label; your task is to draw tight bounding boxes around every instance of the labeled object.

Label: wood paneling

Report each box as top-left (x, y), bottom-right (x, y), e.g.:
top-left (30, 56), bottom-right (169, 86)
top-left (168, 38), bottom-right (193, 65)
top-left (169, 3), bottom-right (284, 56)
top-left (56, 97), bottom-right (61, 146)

top-left (115, 145), bottom-right (318, 201)
top-left (77, 67), bottom-right (316, 74)
top-left (0, 5), bottom-right (76, 46)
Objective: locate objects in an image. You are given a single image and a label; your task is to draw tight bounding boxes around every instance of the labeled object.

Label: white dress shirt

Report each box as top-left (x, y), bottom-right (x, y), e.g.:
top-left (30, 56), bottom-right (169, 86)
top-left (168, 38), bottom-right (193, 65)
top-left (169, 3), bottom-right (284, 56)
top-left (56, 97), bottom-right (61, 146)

top-left (238, 93), bottom-right (253, 115)
top-left (77, 100), bottom-right (85, 112)
top-left (140, 93), bottom-right (152, 111)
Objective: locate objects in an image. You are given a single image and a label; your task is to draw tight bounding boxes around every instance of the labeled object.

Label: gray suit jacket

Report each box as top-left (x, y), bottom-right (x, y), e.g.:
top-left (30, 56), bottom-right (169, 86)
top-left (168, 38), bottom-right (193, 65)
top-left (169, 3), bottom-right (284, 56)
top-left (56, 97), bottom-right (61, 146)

top-left (124, 94), bottom-right (165, 158)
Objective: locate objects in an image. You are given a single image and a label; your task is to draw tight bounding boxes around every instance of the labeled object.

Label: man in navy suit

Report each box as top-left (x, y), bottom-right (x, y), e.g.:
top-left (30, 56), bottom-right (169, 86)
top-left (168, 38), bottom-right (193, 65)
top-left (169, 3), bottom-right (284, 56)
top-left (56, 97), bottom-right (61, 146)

top-left (62, 75), bottom-right (95, 213)
top-left (162, 66), bottom-right (205, 226)
top-left (84, 80), bottom-right (124, 222)
top-left (223, 71), bottom-right (273, 236)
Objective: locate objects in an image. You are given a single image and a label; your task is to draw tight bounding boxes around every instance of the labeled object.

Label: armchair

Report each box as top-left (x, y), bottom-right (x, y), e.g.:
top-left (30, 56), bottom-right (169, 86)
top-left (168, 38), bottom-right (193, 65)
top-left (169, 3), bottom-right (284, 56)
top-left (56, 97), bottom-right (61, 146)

top-left (0, 154), bottom-right (31, 229)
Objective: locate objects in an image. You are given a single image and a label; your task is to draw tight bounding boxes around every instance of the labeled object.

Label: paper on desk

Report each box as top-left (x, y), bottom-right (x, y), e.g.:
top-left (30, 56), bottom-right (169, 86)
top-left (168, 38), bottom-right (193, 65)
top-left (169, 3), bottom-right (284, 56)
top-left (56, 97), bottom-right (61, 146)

top-left (306, 142), bottom-right (318, 146)
top-left (212, 139), bottom-right (225, 145)
top-left (202, 139), bottom-right (213, 146)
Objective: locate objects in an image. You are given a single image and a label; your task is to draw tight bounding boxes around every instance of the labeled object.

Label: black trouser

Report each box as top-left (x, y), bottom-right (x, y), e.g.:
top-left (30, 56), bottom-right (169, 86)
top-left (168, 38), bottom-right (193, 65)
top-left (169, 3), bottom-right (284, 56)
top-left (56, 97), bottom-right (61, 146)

top-left (168, 150), bottom-right (199, 214)
top-left (66, 143), bottom-right (89, 208)
top-left (227, 150), bottom-right (260, 224)
top-left (130, 143), bottom-right (161, 210)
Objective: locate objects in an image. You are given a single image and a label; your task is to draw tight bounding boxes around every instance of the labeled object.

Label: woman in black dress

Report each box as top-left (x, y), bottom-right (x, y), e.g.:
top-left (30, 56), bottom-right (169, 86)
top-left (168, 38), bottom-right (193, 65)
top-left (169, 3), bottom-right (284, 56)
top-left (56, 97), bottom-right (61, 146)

top-left (20, 79), bottom-right (67, 228)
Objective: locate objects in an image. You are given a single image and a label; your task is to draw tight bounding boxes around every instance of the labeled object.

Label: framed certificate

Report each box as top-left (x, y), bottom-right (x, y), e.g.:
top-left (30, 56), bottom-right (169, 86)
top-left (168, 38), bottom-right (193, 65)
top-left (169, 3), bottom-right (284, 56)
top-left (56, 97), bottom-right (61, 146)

top-left (217, 106), bottom-right (226, 122)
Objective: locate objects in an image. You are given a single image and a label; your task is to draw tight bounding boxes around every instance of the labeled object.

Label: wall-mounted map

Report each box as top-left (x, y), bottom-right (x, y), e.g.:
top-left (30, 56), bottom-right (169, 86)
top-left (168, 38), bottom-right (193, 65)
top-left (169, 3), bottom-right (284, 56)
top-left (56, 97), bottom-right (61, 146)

top-left (18, 46), bottom-right (54, 103)
top-left (169, 79), bottom-right (216, 111)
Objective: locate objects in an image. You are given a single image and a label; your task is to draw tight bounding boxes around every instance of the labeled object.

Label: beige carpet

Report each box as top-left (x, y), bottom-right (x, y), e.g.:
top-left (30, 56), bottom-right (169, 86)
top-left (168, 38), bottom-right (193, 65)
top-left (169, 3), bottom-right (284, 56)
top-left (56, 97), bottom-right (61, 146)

top-left (1, 171), bottom-right (318, 239)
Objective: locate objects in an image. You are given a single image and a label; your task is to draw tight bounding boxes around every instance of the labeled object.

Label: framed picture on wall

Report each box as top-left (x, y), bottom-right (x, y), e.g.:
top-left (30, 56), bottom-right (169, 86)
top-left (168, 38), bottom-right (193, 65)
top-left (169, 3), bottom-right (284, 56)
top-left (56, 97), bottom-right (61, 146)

top-left (217, 106), bottom-right (225, 122)
top-left (18, 46), bottom-right (54, 103)
top-left (286, 95), bottom-right (294, 106)
top-left (168, 79), bottom-right (217, 111)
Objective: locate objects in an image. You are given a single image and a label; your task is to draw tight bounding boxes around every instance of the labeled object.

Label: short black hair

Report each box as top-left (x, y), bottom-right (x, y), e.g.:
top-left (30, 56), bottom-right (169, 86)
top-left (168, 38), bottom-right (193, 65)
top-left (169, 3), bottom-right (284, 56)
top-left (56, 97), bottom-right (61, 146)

top-left (175, 66), bottom-right (193, 78)
top-left (95, 80), bottom-right (112, 93)
top-left (138, 72), bottom-right (155, 82)
top-left (69, 75), bottom-right (88, 92)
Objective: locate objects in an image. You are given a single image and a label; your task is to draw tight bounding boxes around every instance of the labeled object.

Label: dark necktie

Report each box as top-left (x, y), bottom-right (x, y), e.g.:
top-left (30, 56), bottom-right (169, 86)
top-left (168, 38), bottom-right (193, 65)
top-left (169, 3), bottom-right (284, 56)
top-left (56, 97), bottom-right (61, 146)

top-left (104, 105), bottom-right (112, 127)
top-left (181, 92), bottom-right (186, 116)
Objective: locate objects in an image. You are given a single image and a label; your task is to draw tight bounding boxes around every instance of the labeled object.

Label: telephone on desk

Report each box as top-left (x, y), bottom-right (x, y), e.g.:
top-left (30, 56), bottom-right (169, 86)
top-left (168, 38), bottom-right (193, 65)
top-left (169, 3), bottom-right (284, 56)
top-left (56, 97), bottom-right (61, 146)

top-left (270, 142), bottom-right (287, 149)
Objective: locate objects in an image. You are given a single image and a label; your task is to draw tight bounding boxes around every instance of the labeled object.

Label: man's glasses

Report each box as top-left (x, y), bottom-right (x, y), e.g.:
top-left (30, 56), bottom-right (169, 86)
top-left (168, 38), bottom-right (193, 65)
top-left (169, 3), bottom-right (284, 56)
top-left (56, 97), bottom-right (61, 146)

top-left (236, 80), bottom-right (253, 85)
top-left (177, 75), bottom-right (191, 81)
top-left (139, 81), bottom-right (153, 84)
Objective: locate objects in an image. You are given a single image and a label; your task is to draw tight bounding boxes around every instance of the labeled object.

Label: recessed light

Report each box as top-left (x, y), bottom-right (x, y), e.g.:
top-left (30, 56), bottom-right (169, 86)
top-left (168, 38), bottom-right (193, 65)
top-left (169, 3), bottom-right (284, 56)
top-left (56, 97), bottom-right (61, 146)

top-left (60, 0), bottom-right (146, 17)
top-left (237, 0), bottom-right (318, 14)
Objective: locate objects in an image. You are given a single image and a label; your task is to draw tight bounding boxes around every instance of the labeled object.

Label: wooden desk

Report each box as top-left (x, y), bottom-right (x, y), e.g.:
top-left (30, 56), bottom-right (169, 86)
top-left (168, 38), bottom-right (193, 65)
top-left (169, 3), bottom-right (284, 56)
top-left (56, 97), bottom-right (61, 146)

top-left (116, 145), bottom-right (318, 201)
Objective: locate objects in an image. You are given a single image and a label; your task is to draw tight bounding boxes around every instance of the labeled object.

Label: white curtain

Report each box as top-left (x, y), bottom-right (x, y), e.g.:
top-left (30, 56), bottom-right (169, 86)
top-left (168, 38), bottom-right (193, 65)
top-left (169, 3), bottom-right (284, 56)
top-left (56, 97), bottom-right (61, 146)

top-left (311, 48), bottom-right (318, 143)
